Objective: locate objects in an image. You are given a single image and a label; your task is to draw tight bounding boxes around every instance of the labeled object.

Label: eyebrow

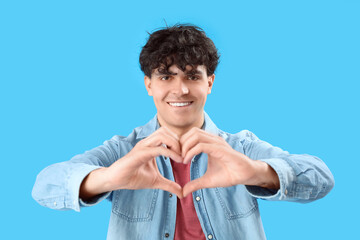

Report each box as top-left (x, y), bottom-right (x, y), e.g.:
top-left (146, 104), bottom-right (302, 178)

top-left (154, 69), bottom-right (204, 76)
top-left (185, 69), bottom-right (203, 75)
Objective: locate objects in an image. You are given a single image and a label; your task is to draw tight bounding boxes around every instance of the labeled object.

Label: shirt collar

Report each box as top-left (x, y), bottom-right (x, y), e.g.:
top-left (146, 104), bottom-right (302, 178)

top-left (136, 111), bottom-right (219, 139)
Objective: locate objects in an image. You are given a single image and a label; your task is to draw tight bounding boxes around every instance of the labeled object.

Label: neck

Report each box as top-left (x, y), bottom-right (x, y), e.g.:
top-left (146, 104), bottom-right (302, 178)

top-left (157, 114), bottom-right (205, 138)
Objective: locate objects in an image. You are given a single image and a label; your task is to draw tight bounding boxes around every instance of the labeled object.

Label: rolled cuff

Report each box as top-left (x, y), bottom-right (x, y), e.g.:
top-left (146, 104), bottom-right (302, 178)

top-left (66, 164), bottom-right (106, 212)
top-left (245, 158), bottom-right (295, 201)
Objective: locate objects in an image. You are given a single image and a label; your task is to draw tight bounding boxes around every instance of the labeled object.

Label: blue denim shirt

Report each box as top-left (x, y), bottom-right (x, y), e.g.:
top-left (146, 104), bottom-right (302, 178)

top-left (32, 112), bottom-right (334, 240)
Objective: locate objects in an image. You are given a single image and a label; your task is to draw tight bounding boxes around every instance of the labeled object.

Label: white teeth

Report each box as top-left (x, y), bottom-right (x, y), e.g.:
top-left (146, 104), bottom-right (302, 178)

top-left (168, 102), bottom-right (191, 107)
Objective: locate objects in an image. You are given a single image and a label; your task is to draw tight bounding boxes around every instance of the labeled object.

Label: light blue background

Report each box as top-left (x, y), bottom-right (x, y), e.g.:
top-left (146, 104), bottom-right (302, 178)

top-left (1, 0), bottom-right (359, 239)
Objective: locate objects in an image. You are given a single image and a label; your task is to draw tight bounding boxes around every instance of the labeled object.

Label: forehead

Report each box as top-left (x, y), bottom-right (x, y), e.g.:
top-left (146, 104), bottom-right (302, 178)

top-left (153, 65), bottom-right (207, 76)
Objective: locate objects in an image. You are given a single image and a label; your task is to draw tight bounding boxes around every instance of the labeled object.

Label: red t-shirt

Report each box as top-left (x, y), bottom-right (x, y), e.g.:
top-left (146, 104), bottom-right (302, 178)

top-left (171, 160), bottom-right (205, 240)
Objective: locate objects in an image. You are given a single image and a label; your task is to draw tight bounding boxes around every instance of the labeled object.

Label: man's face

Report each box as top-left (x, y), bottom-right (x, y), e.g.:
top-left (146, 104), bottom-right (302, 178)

top-left (144, 65), bottom-right (215, 133)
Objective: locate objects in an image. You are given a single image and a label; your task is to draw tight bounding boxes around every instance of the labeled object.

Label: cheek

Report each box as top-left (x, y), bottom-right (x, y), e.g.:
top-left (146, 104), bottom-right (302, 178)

top-left (152, 89), bottom-right (167, 102)
top-left (195, 87), bottom-right (210, 99)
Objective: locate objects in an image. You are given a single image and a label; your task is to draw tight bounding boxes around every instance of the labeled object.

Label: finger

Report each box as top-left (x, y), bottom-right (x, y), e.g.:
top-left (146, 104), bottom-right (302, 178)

top-left (145, 129), bottom-right (181, 155)
top-left (180, 129), bottom-right (218, 158)
top-left (181, 127), bottom-right (220, 144)
top-left (181, 132), bottom-right (215, 157)
top-left (179, 127), bottom-right (199, 147)
top-left (183, 142), bottom-right (215, 164)
top-left (183, 177), bottom-right (209, 198)
top-left (149, 146), bottom-right (183, 163)
top-left (156, 127), bottom-right (181, 153)
top-left (155, 175), bottom-right (184, 199)
top-left (151, 158), bottom-right (183, 199)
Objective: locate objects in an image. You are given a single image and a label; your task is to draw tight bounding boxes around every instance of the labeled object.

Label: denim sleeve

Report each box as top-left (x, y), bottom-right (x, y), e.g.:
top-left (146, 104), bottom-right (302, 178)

top-left (32, 136), bottom-right (122, 212)
top-left (241, 131), bottom-right (334, 203)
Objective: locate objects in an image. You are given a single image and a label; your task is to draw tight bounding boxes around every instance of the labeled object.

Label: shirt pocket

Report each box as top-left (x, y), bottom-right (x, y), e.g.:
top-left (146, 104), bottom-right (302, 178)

top-left (112, 189), bottom-right (159, 222)
top-left (214, 185), bottom-right (258, 220)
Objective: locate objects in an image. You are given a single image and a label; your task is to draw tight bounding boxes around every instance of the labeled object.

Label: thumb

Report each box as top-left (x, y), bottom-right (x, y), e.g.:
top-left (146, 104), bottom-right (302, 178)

top-left (155, 176), bottom-right (184, 199)
top-left (183, 177), bottom-right (207, 198)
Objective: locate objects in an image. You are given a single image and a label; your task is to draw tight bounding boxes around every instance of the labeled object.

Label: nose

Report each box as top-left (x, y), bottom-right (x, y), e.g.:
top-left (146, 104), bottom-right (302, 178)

top-left (172, 79), bottom-right (189, 95)
top-left (181, 83), bottom-right (189, 94)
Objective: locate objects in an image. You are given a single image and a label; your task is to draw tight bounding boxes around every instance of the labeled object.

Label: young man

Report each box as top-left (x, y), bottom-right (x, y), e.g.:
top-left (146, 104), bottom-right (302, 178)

top-left (32, 24), bottom-right (334, 240)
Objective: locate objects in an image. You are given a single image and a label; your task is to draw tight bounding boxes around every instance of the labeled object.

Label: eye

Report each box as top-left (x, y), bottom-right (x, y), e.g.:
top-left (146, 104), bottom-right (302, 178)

top-left (160, 76), bottom-right (171, 81)
top-left (187, 75), bottom-right (200, 81)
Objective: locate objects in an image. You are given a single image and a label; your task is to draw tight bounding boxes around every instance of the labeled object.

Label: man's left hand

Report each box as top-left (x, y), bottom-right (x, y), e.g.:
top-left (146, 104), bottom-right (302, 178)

top-left (180, 128), bottom-right (280, 197)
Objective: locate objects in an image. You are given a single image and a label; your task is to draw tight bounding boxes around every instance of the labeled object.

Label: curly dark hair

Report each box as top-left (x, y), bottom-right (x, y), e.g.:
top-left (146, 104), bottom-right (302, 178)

top-left (139, 23), bottom-right (220, 77)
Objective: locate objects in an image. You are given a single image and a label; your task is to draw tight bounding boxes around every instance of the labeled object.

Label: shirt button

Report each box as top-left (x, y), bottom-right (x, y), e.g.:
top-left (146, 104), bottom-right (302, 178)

top-left (53, 201), bottom-right (57, 206)
top-left (208, 234), bottom-right (213, 239)
top-left (169, 193), bottom-right (173, 198)
top-left (165, 233), bottom-right (170, 238)
top-left (195, 196), bottom-right (201, 202)
top-left (285, 189), bottom-right (288, 195)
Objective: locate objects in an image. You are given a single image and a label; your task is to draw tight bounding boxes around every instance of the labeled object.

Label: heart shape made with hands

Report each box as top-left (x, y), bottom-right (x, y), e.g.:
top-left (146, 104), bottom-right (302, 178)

top-left (144, 126), bottom-right (260, 199)
top-left (107, 126), bottom-right (278, 200)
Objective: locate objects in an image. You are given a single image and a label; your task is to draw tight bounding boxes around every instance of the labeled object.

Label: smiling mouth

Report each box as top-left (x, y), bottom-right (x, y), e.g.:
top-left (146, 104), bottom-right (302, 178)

top-left (167, 101), bottom-right (193, 107)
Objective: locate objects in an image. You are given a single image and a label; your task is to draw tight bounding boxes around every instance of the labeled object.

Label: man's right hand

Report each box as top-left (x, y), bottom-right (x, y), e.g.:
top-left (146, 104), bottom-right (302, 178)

top-left (80, 127), bottom-right (184, 200)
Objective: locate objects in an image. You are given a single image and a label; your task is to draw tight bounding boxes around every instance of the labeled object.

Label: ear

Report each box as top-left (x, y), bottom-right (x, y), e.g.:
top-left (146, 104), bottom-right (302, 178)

top-left (144, 75), bottom-right (153, 96)
top-left (207, 74), bottom-right (215, 94)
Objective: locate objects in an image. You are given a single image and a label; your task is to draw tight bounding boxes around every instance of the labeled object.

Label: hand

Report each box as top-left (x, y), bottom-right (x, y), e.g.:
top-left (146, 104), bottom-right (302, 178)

top-left (103, 127), bottom-right (184, 198)
top-left (180, 128), bottom-right (280, 197)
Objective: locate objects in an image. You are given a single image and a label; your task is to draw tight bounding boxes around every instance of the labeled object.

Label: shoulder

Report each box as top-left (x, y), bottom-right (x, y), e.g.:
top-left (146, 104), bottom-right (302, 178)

top-left (105, 116), bottom-right (157, 150)
top-left (218, 129), bottom-right (260, 144)
top-left (108, 127), bottom-right (142, 147)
